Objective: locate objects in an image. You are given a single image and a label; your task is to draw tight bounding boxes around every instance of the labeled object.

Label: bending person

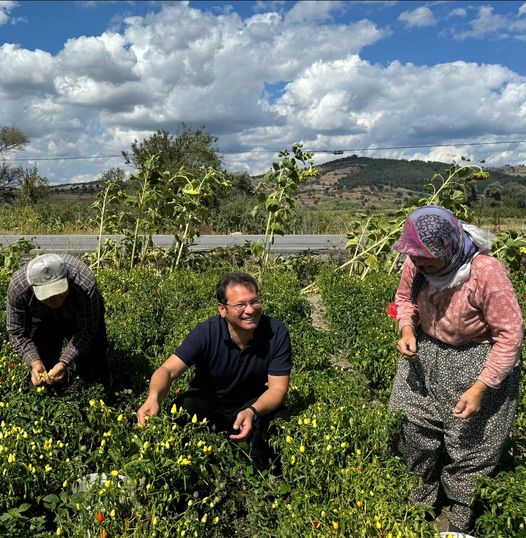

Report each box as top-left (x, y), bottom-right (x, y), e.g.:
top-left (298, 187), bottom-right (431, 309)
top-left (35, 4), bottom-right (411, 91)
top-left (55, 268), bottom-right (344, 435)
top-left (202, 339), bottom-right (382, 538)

top-left (389, 205), bottom-right (523, 534)
top-left (7, 253), bottom-right (109, 388)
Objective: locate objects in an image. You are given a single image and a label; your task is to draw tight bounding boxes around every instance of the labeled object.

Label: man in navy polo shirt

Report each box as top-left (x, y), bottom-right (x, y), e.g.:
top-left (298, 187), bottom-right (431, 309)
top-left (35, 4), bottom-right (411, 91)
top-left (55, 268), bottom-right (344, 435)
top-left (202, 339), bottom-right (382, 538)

top-left (137, 272), bottom-right (291, 452)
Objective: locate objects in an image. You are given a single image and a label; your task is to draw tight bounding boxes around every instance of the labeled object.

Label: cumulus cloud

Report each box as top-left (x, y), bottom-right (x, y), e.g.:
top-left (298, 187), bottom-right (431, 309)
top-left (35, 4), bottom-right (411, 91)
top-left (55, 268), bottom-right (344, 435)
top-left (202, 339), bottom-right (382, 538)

top-left (1, 0), bottom-right (526, 182)
top-left (268, 57), bottom-right (526, 169)
top-left (519, 3), bottom-right (526, 16)
top-left (454, 5), bottom-right (526, 40)
top-left (398, 6), bottom-right (436, 28)
top-left (0, 0), bottom-right (17, 25)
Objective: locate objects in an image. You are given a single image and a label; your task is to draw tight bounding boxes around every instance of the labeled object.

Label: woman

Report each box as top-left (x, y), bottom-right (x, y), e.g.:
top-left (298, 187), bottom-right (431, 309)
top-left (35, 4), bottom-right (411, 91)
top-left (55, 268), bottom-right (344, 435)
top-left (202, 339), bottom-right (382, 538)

top-left (389, 205), bottom-right (523, 534)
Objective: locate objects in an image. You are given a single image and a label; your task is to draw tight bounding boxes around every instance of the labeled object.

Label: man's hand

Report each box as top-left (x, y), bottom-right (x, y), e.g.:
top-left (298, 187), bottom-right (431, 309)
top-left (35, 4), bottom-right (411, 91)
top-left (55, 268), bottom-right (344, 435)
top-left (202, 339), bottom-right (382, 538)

top-left (229, 408), bottom-right (256, 441)
top-left (137, 397), bottom-right (160, 426)
top-left (31, 360), bottom-right (48, 386)
top-left (46, 362), bottom-right (66, 385)
top-left (453, 380), bottom-right (488, 419)
top-left (397, 325), bottom-right (418, 360)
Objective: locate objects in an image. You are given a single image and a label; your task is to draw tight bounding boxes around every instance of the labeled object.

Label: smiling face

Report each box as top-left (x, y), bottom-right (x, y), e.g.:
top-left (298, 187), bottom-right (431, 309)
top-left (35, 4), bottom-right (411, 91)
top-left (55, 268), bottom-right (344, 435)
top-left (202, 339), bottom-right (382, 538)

top-left (410, 255), bottom-right (447, 275)
top-left (218, 283), bottom-right (262, 334)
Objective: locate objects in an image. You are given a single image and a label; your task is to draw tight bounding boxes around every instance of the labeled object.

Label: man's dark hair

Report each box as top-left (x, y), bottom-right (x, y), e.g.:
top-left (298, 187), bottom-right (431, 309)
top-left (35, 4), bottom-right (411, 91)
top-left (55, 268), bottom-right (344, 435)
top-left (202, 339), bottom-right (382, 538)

top-left (216, 272), bottom-right (259, 304)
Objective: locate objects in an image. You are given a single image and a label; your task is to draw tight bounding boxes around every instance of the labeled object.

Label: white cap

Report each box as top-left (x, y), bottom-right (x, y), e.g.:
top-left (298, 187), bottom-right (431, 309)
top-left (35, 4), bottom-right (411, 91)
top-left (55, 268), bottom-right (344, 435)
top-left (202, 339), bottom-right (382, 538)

top-left (26, 254), bottom-right (69, 301)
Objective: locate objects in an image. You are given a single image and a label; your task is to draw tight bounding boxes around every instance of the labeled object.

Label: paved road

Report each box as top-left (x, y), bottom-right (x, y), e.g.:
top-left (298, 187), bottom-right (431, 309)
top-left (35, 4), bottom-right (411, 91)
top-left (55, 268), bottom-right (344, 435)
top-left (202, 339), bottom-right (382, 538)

top-left (0, 234), bottom-right (348, 255)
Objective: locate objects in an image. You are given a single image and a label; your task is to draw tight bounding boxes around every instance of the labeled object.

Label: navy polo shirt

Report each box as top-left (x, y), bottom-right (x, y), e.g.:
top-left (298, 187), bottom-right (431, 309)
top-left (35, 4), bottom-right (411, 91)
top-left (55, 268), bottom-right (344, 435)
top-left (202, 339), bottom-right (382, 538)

top-left (175, 314), bottom-right (292, 407)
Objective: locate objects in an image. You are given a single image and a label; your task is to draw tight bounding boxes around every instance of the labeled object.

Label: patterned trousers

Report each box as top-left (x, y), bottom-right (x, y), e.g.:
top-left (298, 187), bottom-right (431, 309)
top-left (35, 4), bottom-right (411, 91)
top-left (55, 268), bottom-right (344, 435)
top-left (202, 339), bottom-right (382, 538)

top-left (389, 332), bottom-right (520, 530)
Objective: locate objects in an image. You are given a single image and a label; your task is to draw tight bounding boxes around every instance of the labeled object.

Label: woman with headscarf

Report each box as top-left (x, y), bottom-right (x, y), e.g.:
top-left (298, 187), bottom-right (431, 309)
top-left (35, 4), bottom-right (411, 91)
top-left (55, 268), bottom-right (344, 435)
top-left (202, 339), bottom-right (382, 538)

top-left (389, 205), bottom-right (523, 534)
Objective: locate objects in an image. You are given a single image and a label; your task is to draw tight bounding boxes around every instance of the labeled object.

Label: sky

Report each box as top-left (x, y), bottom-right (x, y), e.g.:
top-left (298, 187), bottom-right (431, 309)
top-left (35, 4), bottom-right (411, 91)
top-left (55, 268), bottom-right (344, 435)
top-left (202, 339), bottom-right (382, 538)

top-left (1, 0), bottom-right (526, 185)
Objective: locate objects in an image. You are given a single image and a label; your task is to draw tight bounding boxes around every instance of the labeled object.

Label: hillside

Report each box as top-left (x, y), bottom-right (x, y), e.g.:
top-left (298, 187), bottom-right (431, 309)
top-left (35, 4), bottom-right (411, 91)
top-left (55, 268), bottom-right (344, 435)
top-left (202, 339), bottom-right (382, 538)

top-left (48, 157), bottom-right (526, 210)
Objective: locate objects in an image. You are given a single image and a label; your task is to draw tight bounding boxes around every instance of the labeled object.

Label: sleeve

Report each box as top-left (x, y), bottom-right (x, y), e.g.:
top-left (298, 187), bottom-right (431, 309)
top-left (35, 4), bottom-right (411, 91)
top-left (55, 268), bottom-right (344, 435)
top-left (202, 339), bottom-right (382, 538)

top-left (476, 260), bottom-right (524, 388)
top-left (268, 322), bottom-right (292, 376)
top-left (59, 284), bottom-right (102, 365)
top-left (175, 322), bottom-right (207, 367)
top-left (395, 257), bottom-right (420, 332)
top-left (6, 281), bottom-right (41, 366)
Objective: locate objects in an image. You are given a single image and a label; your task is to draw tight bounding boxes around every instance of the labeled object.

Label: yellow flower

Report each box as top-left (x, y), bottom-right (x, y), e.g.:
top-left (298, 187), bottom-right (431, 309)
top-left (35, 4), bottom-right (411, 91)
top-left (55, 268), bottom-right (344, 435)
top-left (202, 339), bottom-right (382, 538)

top-left (110, 509), bottom-right (116, 518)
top-left (286, 436), bottom-right (293, 444)
top-left (191, 414), bottom-right (198, 424)
top-left (213, 516), bottom-right (219, 524)
top-left (56, 528), bottom-right (62, 536)
top-left (332, 521), bottom-right (339, 530)
top-left (201, 514), bottom-right (208, 523)
top-left (171, 404), bottom-right (178, 414)
top-left (117, 414), bottom-right (124, 422)
top-left (104, 480), bottom-right (111, 489)
top-left (62, 480), bottom-right (68, 488)
top-left (290, 455), bottom-right (296, 465)
top-left (111, 470), bottom-right (119, 477)
top-left (299, 445), bottom-right (305, 453)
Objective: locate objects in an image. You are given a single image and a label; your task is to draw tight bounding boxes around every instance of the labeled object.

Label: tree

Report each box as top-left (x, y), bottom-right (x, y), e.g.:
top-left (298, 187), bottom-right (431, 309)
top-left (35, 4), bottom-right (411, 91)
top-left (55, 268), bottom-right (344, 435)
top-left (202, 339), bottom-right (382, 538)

top-left (0, 163), bottom-right (24, 202)
top-left (484, 181), bottom-right (503, 207)
top-left (18, 166), bottom-right (49, 205)
top-left (0, 127), bottom-right (30, 202)
top-left (122, 124), bottom-right (222, 174)
top-left (0, 127), bottom-right (29, 154)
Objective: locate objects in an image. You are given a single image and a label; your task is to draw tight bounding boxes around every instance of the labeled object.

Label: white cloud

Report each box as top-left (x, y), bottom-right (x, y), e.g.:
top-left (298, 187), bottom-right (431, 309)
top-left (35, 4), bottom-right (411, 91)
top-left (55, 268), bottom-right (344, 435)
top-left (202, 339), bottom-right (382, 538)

top-left (2, 1), bottom-right (526, 182)
top-left (519, 3), bottom-right (526, 16)
top-left (398, 6), bottom-right (436, 28)
top-left (0, 0), bottom-right (17, 25)
top-left (448, 7), bottom-right (467, 18)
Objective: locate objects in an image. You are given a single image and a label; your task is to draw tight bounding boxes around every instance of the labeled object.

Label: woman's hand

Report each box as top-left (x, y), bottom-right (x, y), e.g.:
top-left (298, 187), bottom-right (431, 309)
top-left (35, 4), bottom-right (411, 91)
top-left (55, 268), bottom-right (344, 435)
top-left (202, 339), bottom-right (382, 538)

top-left (453, 380), bottom-right (489, 419)
top-left (397, 325), bottom-right (418, 360)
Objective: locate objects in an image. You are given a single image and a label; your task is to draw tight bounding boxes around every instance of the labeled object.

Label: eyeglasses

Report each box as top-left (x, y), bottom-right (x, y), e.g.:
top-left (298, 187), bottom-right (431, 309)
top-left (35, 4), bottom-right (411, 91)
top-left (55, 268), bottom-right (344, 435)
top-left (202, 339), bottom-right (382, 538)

top-left (224, 299), bottom-right (262, 313)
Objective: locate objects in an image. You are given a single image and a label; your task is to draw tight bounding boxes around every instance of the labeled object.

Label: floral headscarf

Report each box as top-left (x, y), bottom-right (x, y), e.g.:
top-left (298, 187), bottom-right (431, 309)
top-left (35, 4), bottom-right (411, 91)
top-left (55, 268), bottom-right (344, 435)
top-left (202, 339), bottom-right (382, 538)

top-left (393, 205), bottom-right (493, 292)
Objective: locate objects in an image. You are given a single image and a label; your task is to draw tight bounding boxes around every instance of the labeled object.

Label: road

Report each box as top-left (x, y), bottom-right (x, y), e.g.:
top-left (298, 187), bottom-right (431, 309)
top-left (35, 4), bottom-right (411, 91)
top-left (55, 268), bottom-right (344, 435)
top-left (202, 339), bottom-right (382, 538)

top-left (0, 234), bottom-right (348, 255)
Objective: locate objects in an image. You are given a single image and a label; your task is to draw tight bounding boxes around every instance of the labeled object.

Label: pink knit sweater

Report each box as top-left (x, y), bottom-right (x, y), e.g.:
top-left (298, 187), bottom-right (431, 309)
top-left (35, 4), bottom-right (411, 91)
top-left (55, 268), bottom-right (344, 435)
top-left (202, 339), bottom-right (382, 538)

top-left (395, 254), bottom-right (524, 388)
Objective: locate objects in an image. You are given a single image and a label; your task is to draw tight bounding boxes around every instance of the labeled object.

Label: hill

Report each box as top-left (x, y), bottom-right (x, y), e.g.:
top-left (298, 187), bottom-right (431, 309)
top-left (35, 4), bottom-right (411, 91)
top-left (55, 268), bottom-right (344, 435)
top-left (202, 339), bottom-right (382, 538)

top-left (48, 157), bottom-right (526, 210)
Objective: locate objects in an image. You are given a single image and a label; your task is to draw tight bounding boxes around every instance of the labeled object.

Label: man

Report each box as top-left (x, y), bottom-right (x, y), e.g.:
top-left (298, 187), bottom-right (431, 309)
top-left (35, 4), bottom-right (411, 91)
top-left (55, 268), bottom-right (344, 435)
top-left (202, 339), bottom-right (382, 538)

top-left (137, 272), bottom-right (291, 453)
top-left (7, 253), bottom-right (109, 387)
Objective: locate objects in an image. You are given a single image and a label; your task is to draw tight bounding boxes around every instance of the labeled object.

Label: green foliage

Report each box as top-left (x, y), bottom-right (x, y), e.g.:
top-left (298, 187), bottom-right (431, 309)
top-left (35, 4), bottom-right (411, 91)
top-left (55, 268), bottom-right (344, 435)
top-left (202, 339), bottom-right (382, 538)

top-left (252, 144), bottom-right (319, 270)
top-left (476, 467), bottom-right (526, 537)
top-left (316, 269), bottom-right (400, 393)
top-left (17, 166), bottom-right (49, 205)
top-left (0, 263), bottom-right (525, 536)
top-left (123, 125), bottom-right (222, 175)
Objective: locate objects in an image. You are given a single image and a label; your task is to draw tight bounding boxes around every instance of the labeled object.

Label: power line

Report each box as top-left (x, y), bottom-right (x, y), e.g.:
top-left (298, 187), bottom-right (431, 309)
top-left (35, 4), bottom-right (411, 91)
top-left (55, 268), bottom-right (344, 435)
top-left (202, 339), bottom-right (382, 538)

top-left (2, 138), bottom-right (526, 162)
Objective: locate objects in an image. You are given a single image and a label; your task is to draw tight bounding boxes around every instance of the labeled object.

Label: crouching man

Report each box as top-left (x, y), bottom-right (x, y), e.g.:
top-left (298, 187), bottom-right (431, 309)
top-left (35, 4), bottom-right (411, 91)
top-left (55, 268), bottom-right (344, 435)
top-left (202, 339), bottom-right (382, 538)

top-left (137, 272), bottom-right (291, 464)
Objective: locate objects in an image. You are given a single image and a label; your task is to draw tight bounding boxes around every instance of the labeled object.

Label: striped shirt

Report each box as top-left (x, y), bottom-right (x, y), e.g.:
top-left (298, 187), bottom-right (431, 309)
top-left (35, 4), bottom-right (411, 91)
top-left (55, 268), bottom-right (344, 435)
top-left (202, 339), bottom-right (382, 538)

top-left (7, 254), bottom-right (103, 366)
top-left (395, 254), bottom-right (524, 388)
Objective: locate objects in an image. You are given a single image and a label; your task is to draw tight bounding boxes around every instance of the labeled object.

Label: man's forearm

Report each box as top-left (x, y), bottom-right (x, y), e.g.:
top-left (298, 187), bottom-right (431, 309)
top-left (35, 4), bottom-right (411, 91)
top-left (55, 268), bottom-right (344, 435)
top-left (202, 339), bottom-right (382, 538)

top-left (251, 388), bottom-right (287, 416)
top-left (147, 366), bottom-right (174, 403)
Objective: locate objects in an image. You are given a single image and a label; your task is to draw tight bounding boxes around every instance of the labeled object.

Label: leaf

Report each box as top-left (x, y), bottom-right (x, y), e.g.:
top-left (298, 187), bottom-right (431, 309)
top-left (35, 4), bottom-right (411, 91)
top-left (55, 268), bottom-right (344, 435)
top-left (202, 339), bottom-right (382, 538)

top-left (42, 494), bottom-right (60, 509)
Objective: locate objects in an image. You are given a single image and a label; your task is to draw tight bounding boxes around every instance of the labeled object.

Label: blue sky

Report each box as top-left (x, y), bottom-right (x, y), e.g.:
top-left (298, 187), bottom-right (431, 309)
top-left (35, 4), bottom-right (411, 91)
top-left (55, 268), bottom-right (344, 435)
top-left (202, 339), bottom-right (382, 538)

top-left (1, 0), bottom-right (526, 183)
